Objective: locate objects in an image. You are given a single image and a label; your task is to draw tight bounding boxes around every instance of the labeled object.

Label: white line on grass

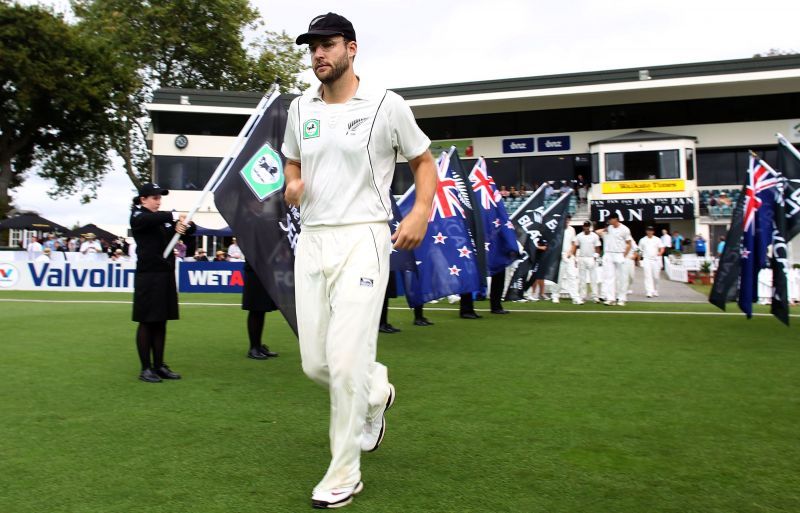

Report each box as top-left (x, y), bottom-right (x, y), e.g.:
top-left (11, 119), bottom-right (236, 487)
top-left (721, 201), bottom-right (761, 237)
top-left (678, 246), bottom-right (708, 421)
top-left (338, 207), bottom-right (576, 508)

top-left (388, 306), bottom-right (800, 318)
top-left (2, 298), bottom-right (797, 318)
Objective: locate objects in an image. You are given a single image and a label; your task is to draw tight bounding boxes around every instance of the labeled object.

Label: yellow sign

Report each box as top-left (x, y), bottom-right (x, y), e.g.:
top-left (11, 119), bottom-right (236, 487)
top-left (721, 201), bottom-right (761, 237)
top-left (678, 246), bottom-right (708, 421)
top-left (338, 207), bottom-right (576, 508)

top-left (602, 180), bottom-right (685, 194)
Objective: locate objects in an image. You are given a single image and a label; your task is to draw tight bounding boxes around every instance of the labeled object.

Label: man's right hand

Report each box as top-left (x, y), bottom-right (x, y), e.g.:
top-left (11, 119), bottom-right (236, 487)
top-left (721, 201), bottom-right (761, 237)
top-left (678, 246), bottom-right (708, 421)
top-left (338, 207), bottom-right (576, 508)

top-left (285, 178), bottom-right (304, 207)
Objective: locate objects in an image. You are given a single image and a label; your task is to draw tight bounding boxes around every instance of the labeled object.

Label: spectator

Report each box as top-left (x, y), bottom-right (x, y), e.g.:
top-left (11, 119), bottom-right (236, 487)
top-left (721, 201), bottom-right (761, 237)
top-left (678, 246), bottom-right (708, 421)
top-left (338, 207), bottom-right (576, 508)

top-left (27, 235), bottom-right (43, 260)
top-left (717, 236), bottom-right (726, 256)
top-left (227, 237), bottom-right (244, 260)
top-left (111, 249), bottom-right (126, 261)
top-left (194, 249), bottom-right (209, 261)
top-left (174, 239), bottom-right (187, 259)
top-left (67, 237), bottom-right (79, 252)
top-left (499, 185), bottom-right (510, 198)
top-left (577, 183), bottom-right (588, 204)
top-left (519, 184), bottom-right (529, 197)
top-left (43, 234), bottom-right (57, 251)
top-left (559, 181), bottom-right (571, 195)
top-left (694, 234), bottom-right (707, 258)
top-left (718, 192), bottom-right (732, 207)
top-left (544, 181), bottom-right (556, 198)
top-left (80, 233), bottom-right (102, 254)
top-left (509, 186), bottom-right (520, 198)
top-left (214, 250), bottom-right (228, 262)
top-left (672, 231), bottom-right (684, 253)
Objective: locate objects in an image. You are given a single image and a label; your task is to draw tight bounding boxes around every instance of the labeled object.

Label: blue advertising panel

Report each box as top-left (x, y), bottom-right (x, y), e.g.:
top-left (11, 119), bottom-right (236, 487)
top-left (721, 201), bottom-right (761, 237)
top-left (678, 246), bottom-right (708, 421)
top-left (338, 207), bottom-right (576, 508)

top-left (537, 135), bottom-right (571, 152)
top-left (178, 261), bottom-right (245, 293)
top-left (502, 137), bottom-right (535, 154)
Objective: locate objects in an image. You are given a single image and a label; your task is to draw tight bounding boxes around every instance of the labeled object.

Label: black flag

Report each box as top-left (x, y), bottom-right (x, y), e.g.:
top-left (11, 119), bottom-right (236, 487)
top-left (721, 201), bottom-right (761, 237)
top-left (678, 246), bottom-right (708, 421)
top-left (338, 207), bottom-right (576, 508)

top-left (536, 191), bottom-right (573, 283)
top-left (709, 182), bottom-right (747, 310)
top-left (771, 183), bottom-right (791, 325)
top-left (213, 92), bottom-right (300, 334)
top-left (777, 136), bottom-right (800, 241)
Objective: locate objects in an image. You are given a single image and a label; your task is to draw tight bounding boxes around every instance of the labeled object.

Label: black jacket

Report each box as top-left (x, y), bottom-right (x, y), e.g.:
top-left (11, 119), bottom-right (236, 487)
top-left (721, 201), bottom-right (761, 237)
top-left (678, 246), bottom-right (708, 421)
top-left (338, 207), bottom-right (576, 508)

top-left (130, 206), bottom-right (195, 273)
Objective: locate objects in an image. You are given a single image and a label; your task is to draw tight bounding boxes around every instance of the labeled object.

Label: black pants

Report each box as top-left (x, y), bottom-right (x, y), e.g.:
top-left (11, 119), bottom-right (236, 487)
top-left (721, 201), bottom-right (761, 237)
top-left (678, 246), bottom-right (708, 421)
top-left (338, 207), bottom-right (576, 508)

top-left (489, 271), bottom-right (505, 311)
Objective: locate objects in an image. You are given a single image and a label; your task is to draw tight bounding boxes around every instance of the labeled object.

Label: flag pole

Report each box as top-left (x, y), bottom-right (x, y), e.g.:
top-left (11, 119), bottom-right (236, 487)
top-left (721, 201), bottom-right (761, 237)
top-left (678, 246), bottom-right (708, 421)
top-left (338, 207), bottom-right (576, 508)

top-left (508, 183), bottom-right (548, 221)
top-left (162, 83), bottom-right (281, 258)
top-left (777, 133), bottom-right (800, 161)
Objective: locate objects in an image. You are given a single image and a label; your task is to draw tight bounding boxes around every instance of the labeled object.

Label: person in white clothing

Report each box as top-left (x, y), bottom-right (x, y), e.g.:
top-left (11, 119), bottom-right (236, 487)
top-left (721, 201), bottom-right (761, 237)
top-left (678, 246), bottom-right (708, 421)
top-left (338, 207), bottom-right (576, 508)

top-left (554, 216), bottom-right (581, 304)
top-left (638, 226), bottom-right (665, 298)
top-left (226, 237), bottom-right (244, 260)
top-left (573, 221), bottom-right (602, 302)
top-left (660, 228), bottom-right (672, 268)
top-left (596, 214), bottom-right (632, 306)
top-left (625, 239), bottom-right (638, 294)
top-left (282, 13), bottom-right (437, 510)
top-left (26, 235), bottom-right (43, 260)
top-left (80, 233), bottom-right (102, 254)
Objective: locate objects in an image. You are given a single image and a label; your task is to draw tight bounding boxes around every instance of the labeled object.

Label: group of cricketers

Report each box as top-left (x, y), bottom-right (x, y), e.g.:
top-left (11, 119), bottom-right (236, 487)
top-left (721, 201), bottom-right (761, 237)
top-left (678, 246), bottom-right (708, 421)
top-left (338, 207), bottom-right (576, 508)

top-left (521, 215), bottom-right (667, 307)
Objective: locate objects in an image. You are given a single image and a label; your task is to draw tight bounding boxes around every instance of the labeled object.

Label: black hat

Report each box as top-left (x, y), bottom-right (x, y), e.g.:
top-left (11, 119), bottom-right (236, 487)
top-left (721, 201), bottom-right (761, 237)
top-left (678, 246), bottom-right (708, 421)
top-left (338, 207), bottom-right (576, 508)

top-left (646, 225), bottom-right (655, 231)
top-left (296, 13), bottom-right (356, 45)
top-left (583, 221), bottom-right (592, 227)
top-left (138, 182), bottom-right (169, 197)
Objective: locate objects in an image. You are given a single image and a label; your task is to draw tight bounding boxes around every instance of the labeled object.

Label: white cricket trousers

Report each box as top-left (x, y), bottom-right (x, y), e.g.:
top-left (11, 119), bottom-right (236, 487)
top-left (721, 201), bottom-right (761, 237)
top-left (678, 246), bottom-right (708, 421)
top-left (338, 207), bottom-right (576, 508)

top-left (642, 257), bottom-right (661, 296)
top-left (295, 222), bottom-right (392, 493)
top-left (557, 253), bottom-right (579, 300)
top-left (577, 256), bottom-right (599, 300)
top-left (602, 252), bottom-right (628, 302)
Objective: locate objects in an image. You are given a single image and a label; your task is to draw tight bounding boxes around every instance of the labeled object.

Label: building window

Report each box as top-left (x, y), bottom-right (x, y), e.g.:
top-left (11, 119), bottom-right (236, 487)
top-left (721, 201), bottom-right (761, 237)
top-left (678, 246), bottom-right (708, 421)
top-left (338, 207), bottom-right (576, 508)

top-left (605, 150), bottom-right (679, 181)
top-left (154, 156), bottom-right (222, 190)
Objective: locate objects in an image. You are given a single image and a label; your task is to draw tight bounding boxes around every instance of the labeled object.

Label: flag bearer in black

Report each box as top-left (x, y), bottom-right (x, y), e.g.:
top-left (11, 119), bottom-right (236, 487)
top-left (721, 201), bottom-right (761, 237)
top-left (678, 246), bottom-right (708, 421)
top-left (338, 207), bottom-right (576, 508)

top-left (242, 262), bottom-right (280, 359)
top-left (130, 183), bottom-right (195, 383)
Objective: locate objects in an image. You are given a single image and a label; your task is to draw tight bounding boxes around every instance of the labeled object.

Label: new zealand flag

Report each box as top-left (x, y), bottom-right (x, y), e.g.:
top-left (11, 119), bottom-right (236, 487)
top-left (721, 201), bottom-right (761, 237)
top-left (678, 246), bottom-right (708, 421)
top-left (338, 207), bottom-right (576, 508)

top-left (396, 148), bottom-right (484, 307)
top-left (468, 158), bottom-right (519, 275)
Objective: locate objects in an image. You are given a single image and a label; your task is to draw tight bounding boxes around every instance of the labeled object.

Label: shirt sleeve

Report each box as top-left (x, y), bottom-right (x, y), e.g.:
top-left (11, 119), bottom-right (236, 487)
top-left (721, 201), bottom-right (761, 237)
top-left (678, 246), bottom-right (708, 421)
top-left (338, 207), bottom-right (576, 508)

top-left (386, 91), bottom-right (431, 161)
top-left (281, 97), bottom-right (301, 162)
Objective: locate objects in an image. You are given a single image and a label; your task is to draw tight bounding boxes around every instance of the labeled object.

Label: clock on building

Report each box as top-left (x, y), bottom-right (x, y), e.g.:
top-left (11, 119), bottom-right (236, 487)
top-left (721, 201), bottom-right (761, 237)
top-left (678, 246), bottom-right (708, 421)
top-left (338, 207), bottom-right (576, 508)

top-left (174, 134), bottom-right (188, 149)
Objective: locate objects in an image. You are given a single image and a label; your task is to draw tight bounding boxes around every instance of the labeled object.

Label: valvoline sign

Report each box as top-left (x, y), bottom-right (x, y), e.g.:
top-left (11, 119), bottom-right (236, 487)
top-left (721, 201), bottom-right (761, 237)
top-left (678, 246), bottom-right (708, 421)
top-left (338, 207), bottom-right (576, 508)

top-left (178, 261), bottom-right (245, 293)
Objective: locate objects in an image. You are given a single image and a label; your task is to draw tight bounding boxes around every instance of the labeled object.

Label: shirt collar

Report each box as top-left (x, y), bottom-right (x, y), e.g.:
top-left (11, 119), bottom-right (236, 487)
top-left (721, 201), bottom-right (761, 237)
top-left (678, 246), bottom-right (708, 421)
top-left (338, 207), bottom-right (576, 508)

top-left (311, 76), bottom-right (368, 103)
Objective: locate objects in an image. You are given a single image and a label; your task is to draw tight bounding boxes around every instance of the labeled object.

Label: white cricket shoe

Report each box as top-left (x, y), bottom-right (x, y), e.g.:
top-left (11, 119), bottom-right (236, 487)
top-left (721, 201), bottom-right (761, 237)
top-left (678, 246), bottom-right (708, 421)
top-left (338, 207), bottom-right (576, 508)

top-left (312, 481), bottom-right (364, 509)
top-left (552, 296), bottom-right (560, 304)
top-left (617, 300), bottom-right (626, 306)
top-left (646, 294), bottom-right (653, 298)
top-left (593, 297), bottom-right (601, 304)
top-left (573, 299), bottom-right (585, 305)
top-left (604, 300), bottom-right (615, 306)
top-left (653, 292), bottom-right (659, 297)
top-left (361, 384), bottom-right (395, 452)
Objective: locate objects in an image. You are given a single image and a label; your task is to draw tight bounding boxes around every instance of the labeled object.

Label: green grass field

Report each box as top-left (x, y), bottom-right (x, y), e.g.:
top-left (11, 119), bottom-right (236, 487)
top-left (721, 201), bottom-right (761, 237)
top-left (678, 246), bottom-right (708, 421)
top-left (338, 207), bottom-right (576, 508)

top-left (1, 291), bottom-right (799, 513)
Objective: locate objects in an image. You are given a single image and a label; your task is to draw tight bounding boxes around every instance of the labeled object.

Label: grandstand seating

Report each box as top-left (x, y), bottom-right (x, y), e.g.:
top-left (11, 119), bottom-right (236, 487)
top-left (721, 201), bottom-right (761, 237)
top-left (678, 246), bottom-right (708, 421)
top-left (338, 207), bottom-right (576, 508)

top-left (699, 188), bottom-right (739, 217)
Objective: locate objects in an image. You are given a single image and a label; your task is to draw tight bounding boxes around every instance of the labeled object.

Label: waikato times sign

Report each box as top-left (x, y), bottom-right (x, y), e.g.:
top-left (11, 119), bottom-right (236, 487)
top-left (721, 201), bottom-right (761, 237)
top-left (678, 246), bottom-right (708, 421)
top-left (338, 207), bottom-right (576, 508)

top-left (591, 197), bottom-right (695, 222)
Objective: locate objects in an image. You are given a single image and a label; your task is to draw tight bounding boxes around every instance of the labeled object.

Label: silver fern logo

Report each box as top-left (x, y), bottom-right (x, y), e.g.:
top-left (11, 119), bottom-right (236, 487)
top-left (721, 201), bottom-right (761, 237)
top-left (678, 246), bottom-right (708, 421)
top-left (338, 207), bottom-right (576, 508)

top-left (346, 117), bottom-right (369, 135)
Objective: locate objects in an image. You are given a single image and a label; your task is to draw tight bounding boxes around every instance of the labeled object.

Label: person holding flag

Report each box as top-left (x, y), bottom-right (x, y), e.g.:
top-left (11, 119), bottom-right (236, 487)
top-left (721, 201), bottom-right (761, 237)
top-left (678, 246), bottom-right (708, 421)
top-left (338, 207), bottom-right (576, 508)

top-left (281, 13), bottom-right (437, 509)
top-left (468, 157), bottom-right (518, 314)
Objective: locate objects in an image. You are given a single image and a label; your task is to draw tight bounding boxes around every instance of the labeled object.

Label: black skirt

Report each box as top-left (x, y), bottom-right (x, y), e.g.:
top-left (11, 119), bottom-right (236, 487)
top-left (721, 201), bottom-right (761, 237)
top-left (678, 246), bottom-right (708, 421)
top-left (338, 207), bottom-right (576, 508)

top-left (242, 264), bottom-right (277, 312)
top-left (132, 271), bottom-right (179, 322)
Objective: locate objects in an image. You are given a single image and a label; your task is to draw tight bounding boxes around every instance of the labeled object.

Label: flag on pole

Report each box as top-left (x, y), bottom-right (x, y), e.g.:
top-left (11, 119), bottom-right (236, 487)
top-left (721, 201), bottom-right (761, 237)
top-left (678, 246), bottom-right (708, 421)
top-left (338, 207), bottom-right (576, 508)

top-left (213, 93), bottom-right (301, 334)
top-left (468, 158), bottom-right (519, 275)
top-left (709, 155), bottom-right (786, 324)
top-left (777, 134), bottom-right (800, 241)
top-left (396, 149), bottom-right (484, 307)
top-left (504, 191), bottom-right (572, 300)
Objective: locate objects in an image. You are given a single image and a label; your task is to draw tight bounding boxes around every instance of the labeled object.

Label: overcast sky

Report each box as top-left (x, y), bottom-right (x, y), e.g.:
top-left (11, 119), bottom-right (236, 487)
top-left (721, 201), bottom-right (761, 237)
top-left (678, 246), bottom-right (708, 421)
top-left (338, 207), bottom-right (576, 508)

top-left (13, 0), bottom-right (799, 232)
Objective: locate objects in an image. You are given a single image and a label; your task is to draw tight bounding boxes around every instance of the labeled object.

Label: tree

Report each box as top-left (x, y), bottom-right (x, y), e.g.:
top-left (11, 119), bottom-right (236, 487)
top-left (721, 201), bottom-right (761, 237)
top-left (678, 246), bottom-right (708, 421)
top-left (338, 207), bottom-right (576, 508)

top-left (71, 0), bottom-right (308, 191)
top-left (0, 2), bottom-right (127, 218)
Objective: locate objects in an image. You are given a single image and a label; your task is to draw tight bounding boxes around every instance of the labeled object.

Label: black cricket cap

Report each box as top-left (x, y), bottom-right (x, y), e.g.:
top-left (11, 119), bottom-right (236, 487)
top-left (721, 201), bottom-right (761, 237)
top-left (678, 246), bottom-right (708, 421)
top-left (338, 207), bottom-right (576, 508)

top-left (138, 182), bottom-right (169, 197)
top-left (296, 13), bottom-right (356, 45)
top-left (583, 221), bottom-right (592, 227)
top-left (646, 225), bottom-right (655, 231)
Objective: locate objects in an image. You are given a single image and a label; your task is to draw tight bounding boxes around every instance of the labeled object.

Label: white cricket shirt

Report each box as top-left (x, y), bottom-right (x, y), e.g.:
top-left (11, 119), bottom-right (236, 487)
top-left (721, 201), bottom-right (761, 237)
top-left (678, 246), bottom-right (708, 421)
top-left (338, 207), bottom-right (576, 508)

top-left (638, 235), bottom-right (664, 259)
top-left (561, 225), bottom-right (577, 254)
top-left (602, 223), bottom-right (632, 253)
top-left (575, 231), bottom-right (601, 257)
top-left (660, 233), bottom-right (672, 248)
top-left (282, 80), bottom-right (431, 227)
